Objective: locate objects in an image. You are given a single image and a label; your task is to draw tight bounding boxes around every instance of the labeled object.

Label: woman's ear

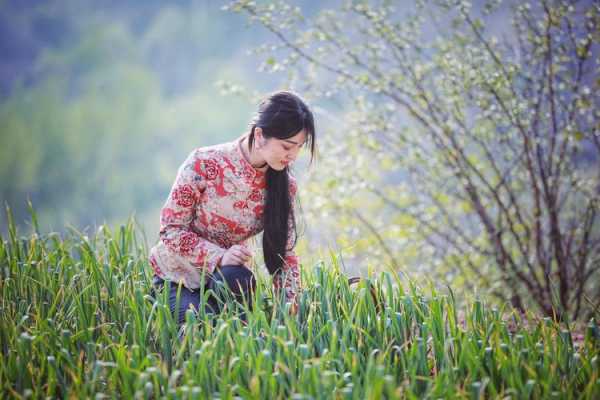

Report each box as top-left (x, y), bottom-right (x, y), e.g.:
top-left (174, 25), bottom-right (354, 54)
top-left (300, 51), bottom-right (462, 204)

top-left (254, 127), bottom-right (265, 148)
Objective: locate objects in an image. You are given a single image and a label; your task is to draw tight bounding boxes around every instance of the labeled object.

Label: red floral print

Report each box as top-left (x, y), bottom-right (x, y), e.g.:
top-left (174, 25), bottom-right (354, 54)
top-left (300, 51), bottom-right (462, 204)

top-left (253, 204), bottom-right (264, 219)
top-left (194, 247), bottom-right (208, 265)
top-left (178, 232), bottom-right (199, 255)
top-left (160, 208), bottom-right (187, 224)
top-left (289, 179), bottom-right (298, 197)
top-left (195, 158), bottom-right (219, 180)
top-left (149, 255), bottom-right (164, 276)
top-left (171, 184), bottom-right (196, 207)
top-left (234, 200), bottom-right (248, 210)
top-left (241, 164), bottom-right (255, 180)
top-left (149, 137), bottom-right (301, 302)
top-left (249, 189), bottom-right (262, 203)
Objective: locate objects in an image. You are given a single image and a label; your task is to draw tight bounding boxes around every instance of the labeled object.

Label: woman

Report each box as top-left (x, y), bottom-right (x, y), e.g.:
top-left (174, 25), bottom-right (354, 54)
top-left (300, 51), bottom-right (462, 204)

top-left (149, 90), bottom-right (316, 325)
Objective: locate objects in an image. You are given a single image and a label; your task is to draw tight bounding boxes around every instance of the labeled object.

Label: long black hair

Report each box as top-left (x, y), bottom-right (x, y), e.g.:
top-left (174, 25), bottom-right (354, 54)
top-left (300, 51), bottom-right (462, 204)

top-left (247, 91), bottom-right (316, 276)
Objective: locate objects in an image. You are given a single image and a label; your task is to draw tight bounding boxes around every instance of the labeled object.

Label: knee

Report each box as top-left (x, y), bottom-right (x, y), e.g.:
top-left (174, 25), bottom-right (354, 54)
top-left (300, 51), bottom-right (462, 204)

top-left (166, 282), bottom-right (200, 325)
top-left (214, 265), bottom-right (256, 295)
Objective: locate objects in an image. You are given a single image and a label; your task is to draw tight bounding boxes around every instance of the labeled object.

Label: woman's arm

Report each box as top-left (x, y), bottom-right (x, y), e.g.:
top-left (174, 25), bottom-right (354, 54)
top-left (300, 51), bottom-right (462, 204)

top-left (157, 150), bottom-right (226, 273)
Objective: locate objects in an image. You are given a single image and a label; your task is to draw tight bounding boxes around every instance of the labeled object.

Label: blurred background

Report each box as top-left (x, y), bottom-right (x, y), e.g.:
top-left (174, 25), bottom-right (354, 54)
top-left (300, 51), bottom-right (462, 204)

top-left (0, 0), bottom-right (330, 250)
top-left (2, 0), bottom-right (598, 318)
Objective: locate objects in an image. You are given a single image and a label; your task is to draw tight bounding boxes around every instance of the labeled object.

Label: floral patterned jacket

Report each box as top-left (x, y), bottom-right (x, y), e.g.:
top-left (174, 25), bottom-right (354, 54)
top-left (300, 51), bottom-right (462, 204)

top-left (149, 136), bottom-right (301, 303)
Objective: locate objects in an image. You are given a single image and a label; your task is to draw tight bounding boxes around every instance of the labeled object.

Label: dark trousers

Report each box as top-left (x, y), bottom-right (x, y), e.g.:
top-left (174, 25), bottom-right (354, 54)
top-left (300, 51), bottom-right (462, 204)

top-left (151, 265), bottom-right (256, 325)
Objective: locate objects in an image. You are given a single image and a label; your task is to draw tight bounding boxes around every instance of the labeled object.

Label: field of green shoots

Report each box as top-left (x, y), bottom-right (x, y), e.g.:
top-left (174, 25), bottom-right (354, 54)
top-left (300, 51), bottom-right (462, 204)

top-left (1, 212), bottom-right (599, 399)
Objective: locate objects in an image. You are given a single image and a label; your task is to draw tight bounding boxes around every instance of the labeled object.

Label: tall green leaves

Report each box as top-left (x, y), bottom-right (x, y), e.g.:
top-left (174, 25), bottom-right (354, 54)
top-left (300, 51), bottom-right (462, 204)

top-left (1, 213), bottom-right (599, 397)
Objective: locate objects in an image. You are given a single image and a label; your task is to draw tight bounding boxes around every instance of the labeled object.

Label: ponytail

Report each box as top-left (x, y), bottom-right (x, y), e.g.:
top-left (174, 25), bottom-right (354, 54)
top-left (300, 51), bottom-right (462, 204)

top-left (247, 91), bottom-right (315, 275)
top-left (248, 126), bottom-right (297, 275)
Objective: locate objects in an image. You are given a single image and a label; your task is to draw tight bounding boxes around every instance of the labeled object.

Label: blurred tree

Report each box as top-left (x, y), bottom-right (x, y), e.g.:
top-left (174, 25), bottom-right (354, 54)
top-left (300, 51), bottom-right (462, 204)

top-left (0, 2), bottom-right (255, 237)
top-left (227, 0), bottom-right (600, 319)
top-left (1, 23), bottom-right (166, 230)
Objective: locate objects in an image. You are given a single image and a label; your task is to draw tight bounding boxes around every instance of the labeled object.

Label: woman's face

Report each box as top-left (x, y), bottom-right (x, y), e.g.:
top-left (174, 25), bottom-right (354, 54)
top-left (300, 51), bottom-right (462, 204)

top-left (256, 128), bottom-right (307, 171)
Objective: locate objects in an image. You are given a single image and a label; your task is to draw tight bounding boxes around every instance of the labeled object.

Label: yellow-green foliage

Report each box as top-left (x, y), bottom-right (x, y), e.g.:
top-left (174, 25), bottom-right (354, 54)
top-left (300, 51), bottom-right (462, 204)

top-left (1, 210), bottom-right (599, 399)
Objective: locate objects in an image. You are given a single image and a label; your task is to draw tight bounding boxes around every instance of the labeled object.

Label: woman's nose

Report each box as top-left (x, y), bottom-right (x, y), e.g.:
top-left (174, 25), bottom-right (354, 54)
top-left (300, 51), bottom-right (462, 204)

top-left (289, 147), bottom-right (301, 159)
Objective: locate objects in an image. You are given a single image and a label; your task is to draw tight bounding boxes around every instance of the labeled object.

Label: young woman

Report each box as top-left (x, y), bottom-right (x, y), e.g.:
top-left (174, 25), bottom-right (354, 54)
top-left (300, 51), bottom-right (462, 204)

top-left (149, 90), bottom-right (316, 325)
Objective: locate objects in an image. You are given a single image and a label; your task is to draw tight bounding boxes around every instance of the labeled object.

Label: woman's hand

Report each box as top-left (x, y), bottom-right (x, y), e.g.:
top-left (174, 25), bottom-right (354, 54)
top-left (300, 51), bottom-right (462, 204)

top-left (220, 244), bottom-right (253, 267)
top-left (289, 300), bottom-right (298, 316)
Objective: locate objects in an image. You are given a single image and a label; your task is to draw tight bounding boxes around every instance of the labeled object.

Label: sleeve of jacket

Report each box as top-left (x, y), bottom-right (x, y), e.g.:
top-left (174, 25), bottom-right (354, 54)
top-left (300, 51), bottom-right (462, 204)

top-left (157, 150), bottom-right (226, 274)
top-left (273, 176), bottom-right (302, 304)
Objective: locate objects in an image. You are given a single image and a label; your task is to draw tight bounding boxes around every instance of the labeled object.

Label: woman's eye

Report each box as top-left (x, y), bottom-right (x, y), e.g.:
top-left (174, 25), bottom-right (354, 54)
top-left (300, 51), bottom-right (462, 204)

top-left (283, 146), bottom-right (291, 151)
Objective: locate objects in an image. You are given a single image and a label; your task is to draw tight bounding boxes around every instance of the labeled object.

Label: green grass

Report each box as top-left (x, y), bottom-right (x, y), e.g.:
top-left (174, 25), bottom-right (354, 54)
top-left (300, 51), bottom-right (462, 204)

top-left (1, 209), bottom-right (599, 399)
